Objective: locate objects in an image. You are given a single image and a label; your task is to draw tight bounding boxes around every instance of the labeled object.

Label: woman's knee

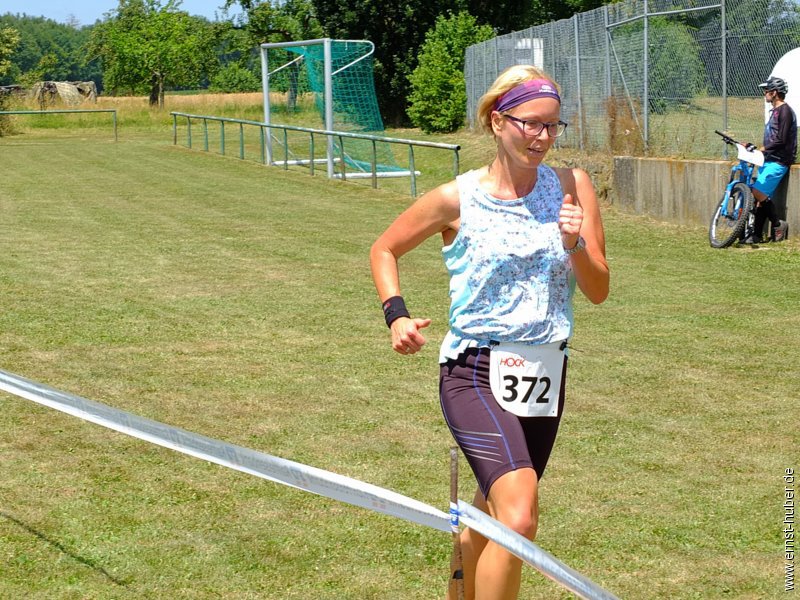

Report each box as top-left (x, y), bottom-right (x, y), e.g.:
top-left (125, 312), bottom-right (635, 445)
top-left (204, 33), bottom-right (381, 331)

top-left (487, 469), bottom-right (539, 538)
top-left (489, 494), bottom-right (539, 538)
top-left (500, 504), bottom-right (538, 539)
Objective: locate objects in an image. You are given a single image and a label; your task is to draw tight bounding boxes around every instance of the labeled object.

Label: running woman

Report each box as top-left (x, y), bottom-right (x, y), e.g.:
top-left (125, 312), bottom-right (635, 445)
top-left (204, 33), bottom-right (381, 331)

top-left (370, 65), bottom-right (609, 600)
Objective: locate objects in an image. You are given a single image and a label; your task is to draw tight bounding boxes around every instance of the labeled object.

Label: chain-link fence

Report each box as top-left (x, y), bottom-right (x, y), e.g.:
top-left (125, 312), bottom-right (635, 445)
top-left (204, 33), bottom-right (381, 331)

top-left (465, 0), bottom-right (800, 159)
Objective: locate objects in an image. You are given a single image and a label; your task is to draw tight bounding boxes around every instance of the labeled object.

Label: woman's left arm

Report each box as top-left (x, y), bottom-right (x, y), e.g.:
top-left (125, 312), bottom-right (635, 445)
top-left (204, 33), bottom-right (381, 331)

top-left (557, 167), bottom-right (610, 305)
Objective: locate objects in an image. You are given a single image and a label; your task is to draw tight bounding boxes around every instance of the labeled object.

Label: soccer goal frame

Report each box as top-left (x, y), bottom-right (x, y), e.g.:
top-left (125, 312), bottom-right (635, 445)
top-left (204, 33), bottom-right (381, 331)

top-left (260, 38), bottom-right (416, 181)
top-left (260, 38), bottom-right (375, 178)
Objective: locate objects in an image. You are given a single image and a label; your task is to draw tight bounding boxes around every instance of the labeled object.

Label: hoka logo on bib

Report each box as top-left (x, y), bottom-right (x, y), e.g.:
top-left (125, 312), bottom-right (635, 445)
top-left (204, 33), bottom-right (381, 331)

top-left (500, 357), bottom-right (526, 368)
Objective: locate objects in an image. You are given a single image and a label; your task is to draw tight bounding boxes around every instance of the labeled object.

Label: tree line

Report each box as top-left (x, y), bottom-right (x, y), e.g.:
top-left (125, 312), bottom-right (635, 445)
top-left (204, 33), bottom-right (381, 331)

top-left (1, 0), bottom-right (608, 131)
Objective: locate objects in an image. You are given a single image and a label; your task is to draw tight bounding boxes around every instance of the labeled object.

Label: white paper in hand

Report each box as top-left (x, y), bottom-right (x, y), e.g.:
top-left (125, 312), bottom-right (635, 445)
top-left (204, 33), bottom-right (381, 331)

top-left (736, 143), bottom-right (764, 167)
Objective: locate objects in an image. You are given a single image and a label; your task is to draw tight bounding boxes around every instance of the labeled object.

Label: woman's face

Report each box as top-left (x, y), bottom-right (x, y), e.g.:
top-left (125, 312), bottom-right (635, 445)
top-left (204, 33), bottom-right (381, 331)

top-left (492, 96), bottom-right (561, 170)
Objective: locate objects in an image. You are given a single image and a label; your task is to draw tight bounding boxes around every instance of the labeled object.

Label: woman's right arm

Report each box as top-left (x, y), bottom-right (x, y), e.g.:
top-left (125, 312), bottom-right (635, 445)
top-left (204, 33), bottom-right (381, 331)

top-left (370, 180), bottom-right (460, 354)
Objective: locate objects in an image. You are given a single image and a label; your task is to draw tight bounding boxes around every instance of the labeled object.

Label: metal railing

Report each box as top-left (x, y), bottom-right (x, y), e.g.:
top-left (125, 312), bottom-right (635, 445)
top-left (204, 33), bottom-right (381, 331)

top-left (0, 109), bottom-right (118, 141)
top-left (171, 112), bottom-right (461, 197)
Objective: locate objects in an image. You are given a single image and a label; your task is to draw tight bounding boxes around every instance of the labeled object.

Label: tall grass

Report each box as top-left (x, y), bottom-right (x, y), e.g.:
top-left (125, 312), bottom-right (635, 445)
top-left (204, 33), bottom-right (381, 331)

top-left (0, 97), bottom-right (798, 599)
top-left (3, 89), bottom-right (769, 160)
top-left (2, 91), bottom-right (270, 133)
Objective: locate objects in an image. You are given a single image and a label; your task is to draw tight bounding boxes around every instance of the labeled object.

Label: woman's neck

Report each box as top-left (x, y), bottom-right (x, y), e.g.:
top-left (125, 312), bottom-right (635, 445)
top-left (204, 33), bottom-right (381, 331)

top-left (482, 157), bottom-right (539, 199)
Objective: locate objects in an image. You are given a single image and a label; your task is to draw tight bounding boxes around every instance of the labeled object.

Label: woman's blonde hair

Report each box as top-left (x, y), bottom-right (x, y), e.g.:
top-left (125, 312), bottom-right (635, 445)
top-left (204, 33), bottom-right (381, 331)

top-left (476, 65), bottom-right (560, 134)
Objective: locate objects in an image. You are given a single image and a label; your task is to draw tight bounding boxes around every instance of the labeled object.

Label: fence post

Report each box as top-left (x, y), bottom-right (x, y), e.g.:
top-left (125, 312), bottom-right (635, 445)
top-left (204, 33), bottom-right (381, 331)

top-left (220, 121), bottom-right (225, 155)
top-left (574, 14), bottom-right (584, 151)
top-left (172, 113), bottom-right (177, 145)
top-left (409, 145), bottom-right (417, 197)
top-left (483, 43), bottom-right (489, 105)
top-left (494, 37), bottom-right (500, 78)
top-left (604, 6), bottom-right (612, 150)
top-left (239, 122), bottom-right (245, 159)
top-left (529, 27), bottom-right (535, 66)
top-left (643, 0), bottom-right (649, 152)
top-left (284, 129), bottom-right (289, 170)
top-left (203, 118), bottom-right (209, 152)
top-left (604, 5), bottom-right (612, 100)
top-left (371, 139), bottom-right (378, 189)
top-left (310, 132), bottom-right (315, 176)
top-left (260, 126), bottom-right (266, 164)
top-left (338, 134), bottom-right (346, 181)
top-left (721, 0), bottom-right (728, 157)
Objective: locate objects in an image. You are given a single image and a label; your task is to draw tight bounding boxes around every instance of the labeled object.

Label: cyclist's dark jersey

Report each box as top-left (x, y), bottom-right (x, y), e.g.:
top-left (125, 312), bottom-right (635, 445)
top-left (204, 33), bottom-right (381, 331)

top-left (763, 102), bottom-right (797, 166)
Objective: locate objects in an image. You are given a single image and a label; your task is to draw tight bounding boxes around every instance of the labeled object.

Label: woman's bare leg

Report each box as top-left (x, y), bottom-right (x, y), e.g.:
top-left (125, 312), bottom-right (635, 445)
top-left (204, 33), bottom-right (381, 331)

top-left (447, 488), bottom-right (490, 600)
top-left (475, 468), bottom-right (539, 600)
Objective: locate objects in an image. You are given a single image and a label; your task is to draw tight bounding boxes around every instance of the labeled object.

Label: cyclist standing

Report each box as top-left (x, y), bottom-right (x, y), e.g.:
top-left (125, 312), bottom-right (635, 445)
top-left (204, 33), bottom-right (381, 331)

top-left (743, 76), bottom-right (797, 244)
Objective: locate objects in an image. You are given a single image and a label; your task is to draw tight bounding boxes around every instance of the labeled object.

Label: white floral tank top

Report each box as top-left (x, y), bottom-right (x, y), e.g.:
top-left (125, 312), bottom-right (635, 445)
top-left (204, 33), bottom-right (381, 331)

top-left (438, 165), bottom-right (575, 363)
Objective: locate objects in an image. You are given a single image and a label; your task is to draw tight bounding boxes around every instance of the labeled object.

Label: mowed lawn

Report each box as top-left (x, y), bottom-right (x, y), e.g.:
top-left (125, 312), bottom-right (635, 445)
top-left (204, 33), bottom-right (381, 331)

top-left (0, 131), bottom-right (798, 599)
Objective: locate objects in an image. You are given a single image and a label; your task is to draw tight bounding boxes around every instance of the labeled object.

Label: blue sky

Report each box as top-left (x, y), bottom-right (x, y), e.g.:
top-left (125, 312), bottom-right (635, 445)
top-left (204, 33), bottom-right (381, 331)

top-left (1, 0), bottom-right (242, 26)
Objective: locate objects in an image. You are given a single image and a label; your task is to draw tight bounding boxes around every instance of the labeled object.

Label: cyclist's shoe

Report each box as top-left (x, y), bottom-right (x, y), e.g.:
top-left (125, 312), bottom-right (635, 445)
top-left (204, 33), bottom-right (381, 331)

top-left (741, 235), bottom-right (763, 245)
top-left (772, 220), bottom-right (789, 242)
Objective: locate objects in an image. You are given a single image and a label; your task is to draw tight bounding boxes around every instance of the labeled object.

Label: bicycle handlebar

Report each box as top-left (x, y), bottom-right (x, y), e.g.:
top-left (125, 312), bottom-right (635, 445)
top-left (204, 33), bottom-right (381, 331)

top-left (714, 129), bottom-right (739, 146)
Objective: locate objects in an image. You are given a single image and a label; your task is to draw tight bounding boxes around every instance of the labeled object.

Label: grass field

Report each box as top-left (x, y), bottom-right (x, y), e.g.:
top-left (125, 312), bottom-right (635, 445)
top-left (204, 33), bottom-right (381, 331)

top-left (1, 102), bottom-right (798, 599)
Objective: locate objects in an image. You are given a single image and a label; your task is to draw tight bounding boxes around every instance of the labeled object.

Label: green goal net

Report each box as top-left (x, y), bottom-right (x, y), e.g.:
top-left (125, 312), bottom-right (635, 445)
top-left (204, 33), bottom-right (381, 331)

top-left (260, 38), bottom-right (407, 178)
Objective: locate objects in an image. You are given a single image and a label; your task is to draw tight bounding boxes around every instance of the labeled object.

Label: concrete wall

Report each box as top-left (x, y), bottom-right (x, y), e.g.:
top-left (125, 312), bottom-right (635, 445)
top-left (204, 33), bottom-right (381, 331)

top-left (613, 157), bottom-right (800, 233)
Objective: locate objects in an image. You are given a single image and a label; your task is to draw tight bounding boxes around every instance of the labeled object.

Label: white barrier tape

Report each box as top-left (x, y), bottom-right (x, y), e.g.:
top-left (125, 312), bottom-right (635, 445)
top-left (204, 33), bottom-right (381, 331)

top-left (1, 368), bottom-right (620, 599)
top-left (0, 368), bottom-right (450, 533)
top-left (458, 501), bottom-right (620, 600)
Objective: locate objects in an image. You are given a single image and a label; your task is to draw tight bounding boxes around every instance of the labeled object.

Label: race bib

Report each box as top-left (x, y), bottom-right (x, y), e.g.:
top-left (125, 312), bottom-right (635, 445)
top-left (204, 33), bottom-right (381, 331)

top-left (489, 341), bottom-right (566, 417)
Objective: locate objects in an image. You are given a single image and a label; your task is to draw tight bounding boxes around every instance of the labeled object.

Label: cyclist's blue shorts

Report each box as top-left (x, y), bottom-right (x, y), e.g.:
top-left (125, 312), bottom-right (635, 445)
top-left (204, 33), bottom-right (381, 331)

top-left (752, 161), bottom-right (789, 198)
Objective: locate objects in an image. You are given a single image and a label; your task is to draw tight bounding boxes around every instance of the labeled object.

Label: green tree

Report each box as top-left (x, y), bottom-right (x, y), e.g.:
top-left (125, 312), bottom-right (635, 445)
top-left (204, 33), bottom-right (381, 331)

top-left (648, 17), bottom-right (707, 112)
top-left (219, 0), bottom-right (618, 125)
top-left (407, 11), bottom-right (493, 133)
top-left (308, 0), bottom-right (601, 125)
top-left (88, 0), bottom-right (217, 106)
top-left (612, 16), bottom-right (707, 114)
top-left (224, 0), bottom-right (323, 109)
top-left (466, 1), bottom-right (540, 33)
top-left (0, 24), bottom-right (20, 135)
top-left (527, 0), bottom-right (609, 26)
top-left (228, 0), bottom-right (322, 42)
top-left (0, 14), bottom-right (100, 87)
top-left (310, 0), bottom-right (468, 125)
top-left (209, 62), bottom-right (260, 91)
top-left (17, 52), bottom-right (60, 87)
top-left (0, 25), bottom-right (20, 79)
top-left (721, 0), bottom-right (800, 95)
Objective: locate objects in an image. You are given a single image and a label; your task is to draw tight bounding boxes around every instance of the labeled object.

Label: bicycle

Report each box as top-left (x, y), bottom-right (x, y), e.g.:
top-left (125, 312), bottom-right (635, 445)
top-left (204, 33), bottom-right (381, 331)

top-left (709, 130), bottom-right (765, 248)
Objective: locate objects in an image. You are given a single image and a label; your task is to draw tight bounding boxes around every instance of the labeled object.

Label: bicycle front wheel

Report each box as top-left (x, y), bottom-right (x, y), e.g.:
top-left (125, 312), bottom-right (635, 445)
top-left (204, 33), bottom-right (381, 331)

top-left (709, 182), bottom-right (754, 248)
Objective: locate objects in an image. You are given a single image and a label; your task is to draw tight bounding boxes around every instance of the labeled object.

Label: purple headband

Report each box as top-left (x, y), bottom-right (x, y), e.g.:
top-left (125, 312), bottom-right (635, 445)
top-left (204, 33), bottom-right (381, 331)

top-left (495, 79), bottom-right (560, 112)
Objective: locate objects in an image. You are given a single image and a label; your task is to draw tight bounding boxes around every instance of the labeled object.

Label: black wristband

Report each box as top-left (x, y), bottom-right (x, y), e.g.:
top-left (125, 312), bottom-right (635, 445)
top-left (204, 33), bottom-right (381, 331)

top-left (382, 295), bottom-right (410, 328)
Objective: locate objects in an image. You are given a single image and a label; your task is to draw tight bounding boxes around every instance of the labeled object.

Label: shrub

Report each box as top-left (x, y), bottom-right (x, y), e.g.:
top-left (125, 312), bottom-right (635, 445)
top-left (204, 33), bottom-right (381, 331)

top-left (0, 92), bottom-right (12, 136)
top-left (407, 12), bottom-right (494, 134)
top-left (209, 63), bottom-right (260, 93)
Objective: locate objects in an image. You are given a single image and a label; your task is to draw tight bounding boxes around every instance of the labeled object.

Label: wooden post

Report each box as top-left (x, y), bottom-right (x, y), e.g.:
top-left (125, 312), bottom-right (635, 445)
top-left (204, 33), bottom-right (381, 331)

top-left (449, 447), bottom-right (464, 600)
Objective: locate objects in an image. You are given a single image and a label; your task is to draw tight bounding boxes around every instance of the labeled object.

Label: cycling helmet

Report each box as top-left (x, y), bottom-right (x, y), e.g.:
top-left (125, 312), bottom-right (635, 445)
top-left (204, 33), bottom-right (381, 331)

top-left (759, 76), bottom-right (788, 95)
